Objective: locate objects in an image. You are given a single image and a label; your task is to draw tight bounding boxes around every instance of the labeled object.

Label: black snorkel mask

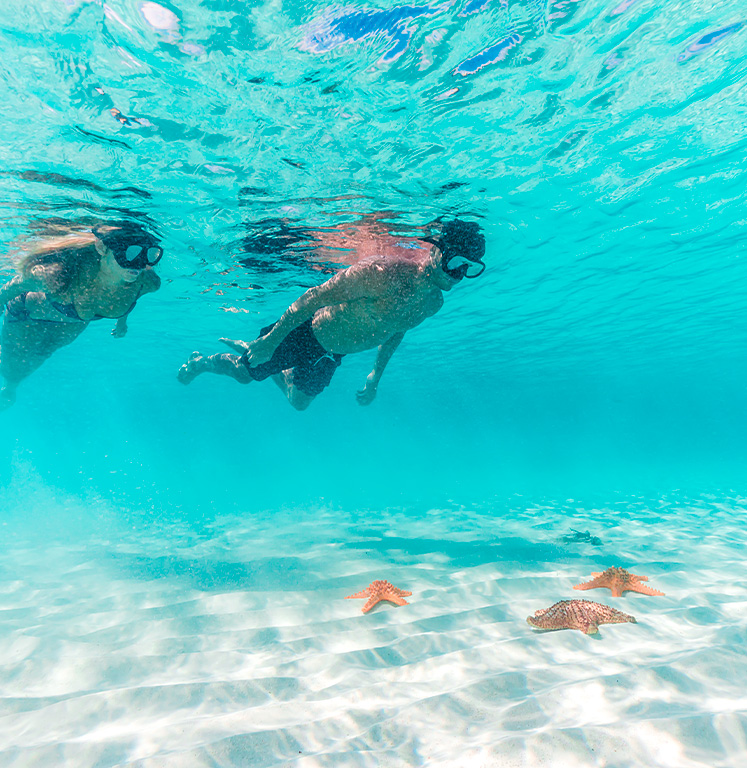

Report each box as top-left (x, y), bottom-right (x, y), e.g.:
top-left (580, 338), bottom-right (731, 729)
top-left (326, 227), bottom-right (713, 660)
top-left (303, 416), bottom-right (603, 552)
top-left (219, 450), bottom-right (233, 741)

top-left (424, 219), bottom-right (486, 281)
top-left (93, 221), bottom-right (163, 270)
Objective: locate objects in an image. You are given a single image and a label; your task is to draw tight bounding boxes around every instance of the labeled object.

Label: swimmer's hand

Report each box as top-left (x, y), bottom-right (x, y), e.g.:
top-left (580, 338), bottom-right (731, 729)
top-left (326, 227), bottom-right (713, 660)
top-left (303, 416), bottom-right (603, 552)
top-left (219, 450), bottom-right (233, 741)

top-left (111, 318), bottom-right (128, 338)
top-left (356, 374), bottom-right (378, 406)
top-left (220, 335), bottom-right (276, 367)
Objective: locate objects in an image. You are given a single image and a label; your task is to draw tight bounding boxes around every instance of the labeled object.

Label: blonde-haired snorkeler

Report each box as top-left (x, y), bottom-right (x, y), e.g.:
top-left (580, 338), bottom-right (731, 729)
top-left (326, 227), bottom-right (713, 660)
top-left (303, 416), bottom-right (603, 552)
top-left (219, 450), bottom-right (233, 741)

top-left (0, 220), bottom-right (162, 409)
top-left (178, 219), bottom-right (486, 410)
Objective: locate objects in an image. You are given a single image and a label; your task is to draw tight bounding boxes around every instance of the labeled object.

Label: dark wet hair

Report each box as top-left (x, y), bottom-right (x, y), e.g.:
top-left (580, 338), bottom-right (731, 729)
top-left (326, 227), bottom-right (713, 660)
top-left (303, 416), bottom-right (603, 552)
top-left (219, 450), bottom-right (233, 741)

top-left (93, 220), bottom-right (160, 251)
top-left (434, 219), bottom-right (485, 262)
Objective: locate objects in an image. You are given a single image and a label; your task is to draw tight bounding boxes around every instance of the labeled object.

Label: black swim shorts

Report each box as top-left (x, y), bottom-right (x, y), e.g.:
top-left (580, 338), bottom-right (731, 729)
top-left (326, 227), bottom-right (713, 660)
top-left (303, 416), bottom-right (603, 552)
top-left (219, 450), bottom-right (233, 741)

top-left (240, 318), bottom-right (344, 397)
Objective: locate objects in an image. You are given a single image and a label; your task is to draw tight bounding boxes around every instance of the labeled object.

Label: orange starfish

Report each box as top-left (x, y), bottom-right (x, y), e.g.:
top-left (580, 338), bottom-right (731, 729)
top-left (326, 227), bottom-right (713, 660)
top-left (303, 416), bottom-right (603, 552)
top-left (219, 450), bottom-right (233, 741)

top-left (527, 599), bottom-right (637, 635)
top-left (574, 567), bottom-right (665, 598)
top-left (345, 580), bottom-right (412, 613)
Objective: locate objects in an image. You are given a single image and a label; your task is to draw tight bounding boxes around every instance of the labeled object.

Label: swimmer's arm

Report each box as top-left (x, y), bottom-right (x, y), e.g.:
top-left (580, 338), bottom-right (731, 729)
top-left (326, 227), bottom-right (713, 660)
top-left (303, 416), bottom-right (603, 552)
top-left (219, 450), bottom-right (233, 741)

top-left (111, 271), bottom-right (159, 337)
top-left (111, 316), bottom-right (128, 338)
top-left (230, 261), bottom-right (393, 364)
top-left (0, 274), bottom-right (38, 307)
top-left (272, 262), bottom-right (387, 339)
top-left (1, 261), bottom-right (83, 306)
top-left (356, 332), bottom-right (405, 406)
top-left (111, 291), bottom-right (143, 336)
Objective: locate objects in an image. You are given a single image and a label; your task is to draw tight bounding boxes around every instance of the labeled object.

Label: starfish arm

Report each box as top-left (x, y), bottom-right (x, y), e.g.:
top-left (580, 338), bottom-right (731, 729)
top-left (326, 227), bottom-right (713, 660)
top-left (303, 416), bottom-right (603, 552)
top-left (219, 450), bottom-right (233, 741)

top-left (573, 580), bottom-right (600, 591)
top-left (582, 622), bottom-right (599, 635)
top-left (396, 589), bottom-right (413, 597)
top-left (345, 590), bottom-right (370, 599)
top-left (610, 585), bottom-right (624, 597)
top-left (362, 595), bottom-right (384, 613)
top-left (362, 596), bottom-right (379, 613)
top-left (631, 584), bottom-right (665, 596)
top-left (388, 594), bottom-right (410, 606)
top-left (631, 574), bottom-right (649, 581)
top-left (590, 572), bottom-right (603, 577)
top-left (527, 618), bottom-right (550, 630)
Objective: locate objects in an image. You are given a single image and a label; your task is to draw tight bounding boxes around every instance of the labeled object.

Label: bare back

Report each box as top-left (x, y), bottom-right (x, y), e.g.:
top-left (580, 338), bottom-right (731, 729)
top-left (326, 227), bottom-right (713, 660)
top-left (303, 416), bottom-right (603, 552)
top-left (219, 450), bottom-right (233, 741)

top-left (311, 256), bottom-right (443, 354)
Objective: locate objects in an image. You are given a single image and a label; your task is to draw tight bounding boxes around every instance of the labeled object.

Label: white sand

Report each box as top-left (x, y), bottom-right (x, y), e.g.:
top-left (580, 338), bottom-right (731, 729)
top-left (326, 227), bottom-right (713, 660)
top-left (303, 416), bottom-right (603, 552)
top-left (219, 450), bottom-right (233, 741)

top-left (1, 496), bottom-right (746, 767)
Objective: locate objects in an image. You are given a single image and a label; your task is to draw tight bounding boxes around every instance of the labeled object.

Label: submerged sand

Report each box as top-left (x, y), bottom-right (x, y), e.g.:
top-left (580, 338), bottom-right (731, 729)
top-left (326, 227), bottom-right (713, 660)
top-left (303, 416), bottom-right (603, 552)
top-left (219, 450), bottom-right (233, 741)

top-left (1, 496), bottom-right (746, 767)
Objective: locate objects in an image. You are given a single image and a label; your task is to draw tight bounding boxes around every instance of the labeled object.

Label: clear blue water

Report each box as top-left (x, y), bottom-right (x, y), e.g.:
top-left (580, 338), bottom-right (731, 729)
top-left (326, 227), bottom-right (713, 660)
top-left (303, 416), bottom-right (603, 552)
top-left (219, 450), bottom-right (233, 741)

top-left (3, 0), bottom-right (747, 503)
top-left (2, 1), bottom-right (747, 765)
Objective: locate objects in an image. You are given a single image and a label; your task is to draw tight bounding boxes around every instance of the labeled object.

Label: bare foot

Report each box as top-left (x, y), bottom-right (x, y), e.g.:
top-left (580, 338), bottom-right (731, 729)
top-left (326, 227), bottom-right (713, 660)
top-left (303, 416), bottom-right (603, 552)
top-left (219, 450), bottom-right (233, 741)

top-left (177, 352), bottom-right (205, 385)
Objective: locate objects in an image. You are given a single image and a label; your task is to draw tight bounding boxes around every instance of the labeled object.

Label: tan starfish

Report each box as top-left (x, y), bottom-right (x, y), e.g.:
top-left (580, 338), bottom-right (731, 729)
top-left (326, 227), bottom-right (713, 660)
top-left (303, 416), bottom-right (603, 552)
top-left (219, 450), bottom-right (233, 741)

top-left (574, 567), bottom-right (665, 598)
top-left (345, 580), bottom-right (412, 613)
top-left (527, 599), bottom-right (637, 635)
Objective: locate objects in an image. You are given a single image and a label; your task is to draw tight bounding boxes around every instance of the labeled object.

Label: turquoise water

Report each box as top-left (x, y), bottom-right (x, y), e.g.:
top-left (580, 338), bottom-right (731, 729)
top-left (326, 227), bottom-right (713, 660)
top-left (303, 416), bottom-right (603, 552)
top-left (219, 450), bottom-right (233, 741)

top-left (2, 0), bottom-right (747, 765)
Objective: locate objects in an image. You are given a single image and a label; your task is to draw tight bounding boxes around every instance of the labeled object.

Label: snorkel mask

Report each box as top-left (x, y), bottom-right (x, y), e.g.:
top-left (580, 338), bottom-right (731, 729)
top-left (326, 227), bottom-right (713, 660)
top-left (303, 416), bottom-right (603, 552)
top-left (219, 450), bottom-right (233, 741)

top-left (93, 221), bottom-right (163, 270)
top-left (424, 219), bottom-right (486, 280)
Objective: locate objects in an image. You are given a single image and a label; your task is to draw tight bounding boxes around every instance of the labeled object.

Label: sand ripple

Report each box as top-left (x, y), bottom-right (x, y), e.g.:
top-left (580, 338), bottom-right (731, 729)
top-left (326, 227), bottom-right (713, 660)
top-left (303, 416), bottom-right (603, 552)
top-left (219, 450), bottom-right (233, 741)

top-left (1, 496), bottom-right (747, 766)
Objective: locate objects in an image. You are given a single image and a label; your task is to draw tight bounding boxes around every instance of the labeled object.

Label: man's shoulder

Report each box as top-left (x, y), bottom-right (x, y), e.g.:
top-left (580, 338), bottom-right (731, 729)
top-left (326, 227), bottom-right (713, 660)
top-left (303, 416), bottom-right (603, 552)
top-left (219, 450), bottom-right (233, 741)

top-left (360, 254), bottom-right (424, 275)
top-left (344, 255), bottom-right (416, 281)
top-left (351, 253), bottom-right (417, 267)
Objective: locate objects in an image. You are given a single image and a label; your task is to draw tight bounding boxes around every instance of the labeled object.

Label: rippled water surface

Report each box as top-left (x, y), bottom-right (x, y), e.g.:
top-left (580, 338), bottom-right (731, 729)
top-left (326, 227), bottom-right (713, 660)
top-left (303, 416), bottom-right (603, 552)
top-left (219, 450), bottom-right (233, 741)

top-left (2, 0), bottom-right (747, 766)
top-left (3, 0), bottom-right (746, 387)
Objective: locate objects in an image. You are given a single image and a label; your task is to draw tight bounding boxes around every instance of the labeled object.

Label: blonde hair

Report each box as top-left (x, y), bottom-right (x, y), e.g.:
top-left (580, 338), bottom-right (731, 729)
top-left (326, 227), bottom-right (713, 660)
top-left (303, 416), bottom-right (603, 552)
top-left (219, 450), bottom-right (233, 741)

top-left (20, 221), bottom-right (100, 294)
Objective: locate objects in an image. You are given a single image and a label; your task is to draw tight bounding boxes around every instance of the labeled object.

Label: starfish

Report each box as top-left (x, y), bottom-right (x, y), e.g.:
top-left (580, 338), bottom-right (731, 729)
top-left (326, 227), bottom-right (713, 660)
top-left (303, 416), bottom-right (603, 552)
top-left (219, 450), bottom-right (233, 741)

top-left (345, 580), bottom-right (412, 613)
top-left (574, 567), bottom-right (665, 598)
top-left (527, 599), bottom-right (637, 635)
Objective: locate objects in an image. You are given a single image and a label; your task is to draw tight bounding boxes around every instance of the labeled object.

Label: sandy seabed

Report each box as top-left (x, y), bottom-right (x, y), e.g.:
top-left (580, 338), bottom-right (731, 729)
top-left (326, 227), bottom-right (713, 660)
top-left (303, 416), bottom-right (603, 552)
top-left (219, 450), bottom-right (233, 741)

top-left (1, 496), bottom-right (746, 767)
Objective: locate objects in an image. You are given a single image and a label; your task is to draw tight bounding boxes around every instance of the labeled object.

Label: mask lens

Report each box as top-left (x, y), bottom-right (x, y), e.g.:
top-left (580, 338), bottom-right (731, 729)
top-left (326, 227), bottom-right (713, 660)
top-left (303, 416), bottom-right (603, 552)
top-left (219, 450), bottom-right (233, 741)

top-left (146, 247), bottom-right (163, 265)
top-left (464, 260), bottom-right (485, 278)
top-left (444, 254), bottom-right (469, 271)
top-left (125, 245), bottom-right (144, 261)
top-left (443, 253), bottom-right (485, 279)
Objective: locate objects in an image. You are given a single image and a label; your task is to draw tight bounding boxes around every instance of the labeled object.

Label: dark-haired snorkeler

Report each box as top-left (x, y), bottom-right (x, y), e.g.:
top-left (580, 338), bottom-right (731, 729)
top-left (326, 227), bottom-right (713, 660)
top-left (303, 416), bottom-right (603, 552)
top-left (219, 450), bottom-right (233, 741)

top-left (0, 220), bottom-right (162, 409)
top-left (178, 219), bottom-right (486, 409)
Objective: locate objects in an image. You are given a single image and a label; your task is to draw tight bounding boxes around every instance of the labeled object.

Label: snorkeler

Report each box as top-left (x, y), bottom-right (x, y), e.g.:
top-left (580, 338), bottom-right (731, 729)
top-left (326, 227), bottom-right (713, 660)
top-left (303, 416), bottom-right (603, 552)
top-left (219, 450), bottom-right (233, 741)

top-left (178, 219), bottom-right (486, 409)
top-left (0, 220), bottom-right (162, 409)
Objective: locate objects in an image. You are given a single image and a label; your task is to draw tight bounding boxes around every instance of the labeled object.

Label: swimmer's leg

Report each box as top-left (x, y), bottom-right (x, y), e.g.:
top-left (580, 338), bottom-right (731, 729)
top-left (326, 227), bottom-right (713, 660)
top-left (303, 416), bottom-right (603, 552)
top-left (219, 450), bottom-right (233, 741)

top-left (178, 352), bottom-right (253, 385)
top-left (271, 370), bottom-right (315, 411)
top-left (0, 319), bottom-right (85, 408)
